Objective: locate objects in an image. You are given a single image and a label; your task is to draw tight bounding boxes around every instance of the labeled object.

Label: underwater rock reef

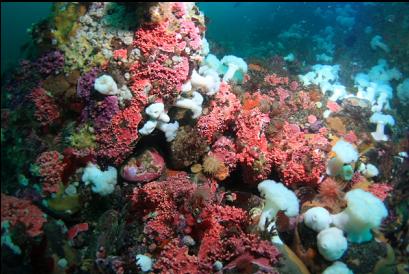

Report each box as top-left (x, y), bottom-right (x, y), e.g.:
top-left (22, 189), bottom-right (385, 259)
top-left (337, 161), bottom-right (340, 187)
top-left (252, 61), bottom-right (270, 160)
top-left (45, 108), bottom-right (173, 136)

top-left (1, 2), bottom-right (408, 274)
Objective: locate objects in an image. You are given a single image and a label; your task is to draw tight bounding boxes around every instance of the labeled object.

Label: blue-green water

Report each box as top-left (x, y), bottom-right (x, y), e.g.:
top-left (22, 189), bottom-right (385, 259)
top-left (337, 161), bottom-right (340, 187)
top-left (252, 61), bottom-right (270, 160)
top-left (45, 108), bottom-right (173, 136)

top-left (1, 2), bottom-right (52, 74)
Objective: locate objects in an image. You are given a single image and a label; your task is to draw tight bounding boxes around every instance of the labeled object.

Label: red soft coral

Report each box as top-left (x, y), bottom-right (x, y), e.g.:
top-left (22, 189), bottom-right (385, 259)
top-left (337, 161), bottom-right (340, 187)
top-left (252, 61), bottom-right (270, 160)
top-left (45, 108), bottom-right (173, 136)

top-left (369, 183), bottom-right (393, 201)
top-left (1, 194), bottom-right (47, 237)
top-left (96, 81), bottom-right (147, 165)
top-left (29, 87), bottom-right (60, 127)
top-left (235, 107), bottom-right (273, 184)
top-left (131, 173), bottom-right (196, 245)
top-left (130, 53), bottom-right (189, 104)
top-left (154, 239), bottom-right (199, 273)
top-left (196, 83), bottom-right (240, 144)
top-left (208, 136), bottom-right (238, 173)
top-left (35, 151), bottom-right (66, 194)
top-left (269, 122), bottom-right (329, 187)
top-left (264, 73), bottom-right (289, 87)
top-left (133, 21), bottom-right (179, 56)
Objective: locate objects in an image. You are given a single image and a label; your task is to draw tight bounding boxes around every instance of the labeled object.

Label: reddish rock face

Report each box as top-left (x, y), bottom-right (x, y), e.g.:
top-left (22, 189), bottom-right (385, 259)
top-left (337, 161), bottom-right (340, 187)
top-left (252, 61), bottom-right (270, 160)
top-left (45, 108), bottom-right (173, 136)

top-left (120, 148), bottom-right (165, 183)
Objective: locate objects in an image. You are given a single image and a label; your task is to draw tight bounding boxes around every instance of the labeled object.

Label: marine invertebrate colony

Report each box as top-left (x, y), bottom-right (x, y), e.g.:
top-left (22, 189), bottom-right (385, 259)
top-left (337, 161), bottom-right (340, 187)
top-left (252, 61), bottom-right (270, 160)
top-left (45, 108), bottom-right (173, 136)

top-left (1, 2), bottom-right (407, 274)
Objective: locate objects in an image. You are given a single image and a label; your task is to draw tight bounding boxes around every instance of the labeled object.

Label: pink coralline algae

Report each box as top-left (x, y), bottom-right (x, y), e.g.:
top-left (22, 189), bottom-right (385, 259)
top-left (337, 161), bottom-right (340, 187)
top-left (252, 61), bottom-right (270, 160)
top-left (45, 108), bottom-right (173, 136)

top-left (369, 183), bottom-right (393, 201)
top-left (264, 73), bottom-right (289, 86)
top-left (289, 80), bottom-right (299, 91)
top-left (35, 150), bottom-right (66, 194)
top-left (154, 239), bottom-right (199, 273)
top-left (178, 20), bottom-right (202, 51)
top-left (96, 98), bottom-right (143, 165)
top-left (36, 50), bottom-right (64, 76)
top-left (1, 193), bottom-right (47, 237)
top-left (235, 108), bottom-right (273, 184)
top-left (171, 2), bottom-right (187, 18)
top-left (208, 136), bottom-right (238, 172)
top-left (29, 87), bottom-right (60, 127)
top-left (120, 148), bottom-right (165, 183)
top-left (269, 122), bottom-right (329, 187)
top-left (327, 100), bottom-right (342, 112)
top-left (130, 53), bottom-right (189, 104)
top-left (274, 86), bottom-right (290, 106)
top-left (308, 115), bottom-right (317, 124)
top-left (298, 90), bottom-right (314, 110)
top-left (197, 83), bottom-right (241, 144)
top-left (343, 130), bottom-right (359, 144)
top-left (133, 21), bottom-right (179, 56)
top-left (113, 49), bottom-right (128, 61)
top-left (132, 174), bottom-right (281, 272)
top-left (67, 223), bottom-right (89, 240)
top-left (131, 173), bottom-right (196, 245)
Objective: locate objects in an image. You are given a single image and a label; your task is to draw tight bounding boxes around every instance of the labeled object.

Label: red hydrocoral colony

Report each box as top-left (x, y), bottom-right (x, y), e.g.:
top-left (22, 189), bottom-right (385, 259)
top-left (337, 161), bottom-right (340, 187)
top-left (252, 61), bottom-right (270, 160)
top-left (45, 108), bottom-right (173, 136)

top-left (196, 204), bottom-right (247, 266)
top-left (1, 193), bottom-right (47, 237)
top-left (269, 122), bottom-right (329, 187)
top-left (235, 107), bottom-right (273, 184)
top-left (208, 136), bottom-right (238, 173)
top-left (96, 79), bottom-right (148, 165)
top-left (179, 19), bottom-right (202, 51)
top-left (222, 234), bottom-right (281, 272)
top-left (154, 239), bottom-right (199, 273)
top-left (96, 99), bottom-right (143, 165)
top-left (196, 83), bottom-right (240, 144)
top-left (133, 21), bottom-right (178, 56)
top-left (369, 183), bottom-right (393, 201)
top-left (131, 13), bottom-right (203, 104)
top-left (132, 173), bottom-right (196, 245)
top-left (35, 151), bottom-right (66, 194)
top-left (29, 87), bottom-right (60, 126)
top-left (130, 53), bottom-right (189, 104)
top-left (264, 73), bottom-right (289, 86)
top-left (327, 100), bottom-right (342, 112)
top-left (113, 49), bottom-right (127, 61)
top-left (132, 174), bottom-right (280, 272)
top-left (67, 223), bottom-right (89, 240)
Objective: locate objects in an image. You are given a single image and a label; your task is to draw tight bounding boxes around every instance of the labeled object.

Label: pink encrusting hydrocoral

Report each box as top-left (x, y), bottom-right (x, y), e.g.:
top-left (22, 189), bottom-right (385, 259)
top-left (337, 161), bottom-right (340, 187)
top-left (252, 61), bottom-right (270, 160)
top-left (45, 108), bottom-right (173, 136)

top-left (113, 49), bottom-right (128, 61)
top-left (178, 19), bottom-right (202, 51)
top-left (196, 83), bottom-right (241, 144)
top-left (96, 98), bottom-right (143, 165)
top-left (133, 21), bottom-right (179, 56)
top-left (131, 12), bottom-right (202, 105)
top-left (29, 87), bottom-right (60, 127)
top-left (95, 76), bottom-right (149, 165)
top-left (235, 107), bottom-right (273, 184)
top-left (131, 173), bottom-right (281, 272)
top-left (268, 122), bottom-right (329, 186)
top-left (264, 73), bottom-right (289, 86)
top-left (130, 52), bottom-right (189, 104)
top-left (207, 136), bottom-right (238, 175)
top-left (1, 194), bottom-right (47, 237)
top-left (132, 172), bottom-right (197, 244)
top-left (35, 150), bottom-right (67, 194)
top-left (369, 183), bottom-right (393, 201)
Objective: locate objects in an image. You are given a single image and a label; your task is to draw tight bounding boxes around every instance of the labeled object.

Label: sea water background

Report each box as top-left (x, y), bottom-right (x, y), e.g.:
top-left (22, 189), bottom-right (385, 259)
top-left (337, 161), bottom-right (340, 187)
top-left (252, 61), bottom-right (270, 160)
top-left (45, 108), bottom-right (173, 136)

top-left (0, 2), bottom-right (364, 72)
top-left (1, 2), bottom-right (52, 74)
top-left (2, 2), bottom-right (408, 84)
